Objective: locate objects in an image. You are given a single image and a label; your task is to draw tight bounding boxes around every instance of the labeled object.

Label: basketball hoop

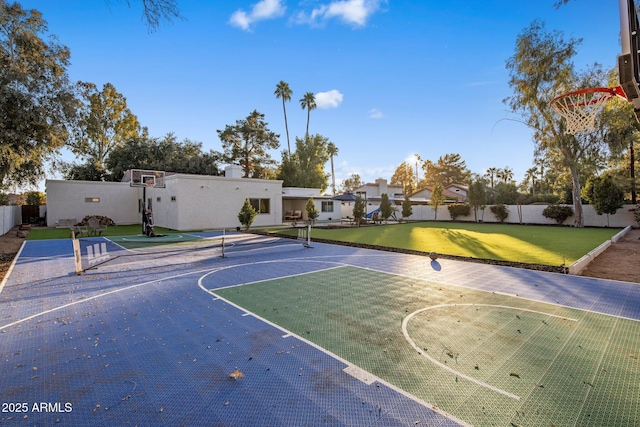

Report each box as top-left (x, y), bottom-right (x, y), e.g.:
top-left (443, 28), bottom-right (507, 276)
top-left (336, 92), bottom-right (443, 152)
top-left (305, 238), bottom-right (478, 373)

top-left (550, 86), bottom-right (628, 135)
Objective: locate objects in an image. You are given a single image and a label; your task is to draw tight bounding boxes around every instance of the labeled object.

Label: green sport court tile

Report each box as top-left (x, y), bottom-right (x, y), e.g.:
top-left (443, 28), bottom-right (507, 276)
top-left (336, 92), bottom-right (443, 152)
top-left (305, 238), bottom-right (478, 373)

top-left (215, 265), bottom-right (640, 427)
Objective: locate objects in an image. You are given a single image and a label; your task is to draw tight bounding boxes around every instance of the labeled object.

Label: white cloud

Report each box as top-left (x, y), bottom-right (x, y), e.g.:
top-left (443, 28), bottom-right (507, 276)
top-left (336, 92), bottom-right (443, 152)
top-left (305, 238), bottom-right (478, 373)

top-left (368, 108), bottom-right (383, 119)
top-left (294, 0), bottom-right (386, 27)
top-left (229, 0), bottom-right (286, 31)
top-left (315, 89), bottom-right (343, 109)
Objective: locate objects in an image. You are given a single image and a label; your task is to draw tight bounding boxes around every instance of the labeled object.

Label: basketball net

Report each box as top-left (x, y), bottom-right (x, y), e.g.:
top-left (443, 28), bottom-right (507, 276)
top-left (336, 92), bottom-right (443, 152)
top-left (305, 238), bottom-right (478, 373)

top-left (550, 87), bottom-right (627, 135)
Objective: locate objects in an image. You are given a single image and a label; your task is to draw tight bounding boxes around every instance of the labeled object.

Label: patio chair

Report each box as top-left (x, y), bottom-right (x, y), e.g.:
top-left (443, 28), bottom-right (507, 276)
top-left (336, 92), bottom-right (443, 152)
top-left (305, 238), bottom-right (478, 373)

top-left (88, 216), bottom-right (107, 236)
top-left (70, 222), bottom-right (90, 238)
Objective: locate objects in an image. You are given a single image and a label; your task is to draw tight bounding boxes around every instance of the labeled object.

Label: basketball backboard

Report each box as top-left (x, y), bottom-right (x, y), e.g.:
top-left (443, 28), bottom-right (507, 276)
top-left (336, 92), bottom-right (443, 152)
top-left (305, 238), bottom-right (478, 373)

top-left (121, 169), bottom-right (166, 188)
top-left (619, 0), bottom-right (640, 105)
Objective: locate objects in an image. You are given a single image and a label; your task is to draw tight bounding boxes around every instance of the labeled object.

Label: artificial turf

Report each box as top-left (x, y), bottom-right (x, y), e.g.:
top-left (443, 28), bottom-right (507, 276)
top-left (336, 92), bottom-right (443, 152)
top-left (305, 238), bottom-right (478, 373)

top-left (268, 222), bottom-right (620, 266)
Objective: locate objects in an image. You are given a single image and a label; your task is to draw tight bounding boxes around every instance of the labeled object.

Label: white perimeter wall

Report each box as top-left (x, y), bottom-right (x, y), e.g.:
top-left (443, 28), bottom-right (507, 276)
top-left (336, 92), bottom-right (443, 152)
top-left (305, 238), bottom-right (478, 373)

top-left (402, 204), bottom-right (637, 227)
top-left (0, 206), bottom-right (21, 235)
top-left (45, 180), bottom-right (141, 227)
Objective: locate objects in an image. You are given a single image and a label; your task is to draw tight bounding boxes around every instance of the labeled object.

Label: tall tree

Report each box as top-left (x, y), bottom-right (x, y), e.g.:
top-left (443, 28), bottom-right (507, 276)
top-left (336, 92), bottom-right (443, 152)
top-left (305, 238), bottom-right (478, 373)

top-left (274, 81), bottom-right (292, 158)
top-left (497, 166), bottom-right (514, 183)
top-left (484, 167), bottom-right (498, 191)
top-left (69, 82), bottom-right (140, 176)
top-left (300, 92), bottom-right (316, 139)
top-left (292, 134), bottom-right (330, 191)
top-left (130, 0), bottom-right (183, 31)
top-left (390, 162), bottom-right (416, 195)
top-left (523, 166), bottom-right (538, 196)
top-left (327, 141), bottom-right (339, 194)
top-left (505, 19), bottom-right (605, 227)
top-left (341, 173), bottom-right (363, 193)
top-left (0, 1), bottom-right (77, 188)
top-left (422, 153), bottom-right (471, 187)
top-left (217, 110), bottom-right (280, 178)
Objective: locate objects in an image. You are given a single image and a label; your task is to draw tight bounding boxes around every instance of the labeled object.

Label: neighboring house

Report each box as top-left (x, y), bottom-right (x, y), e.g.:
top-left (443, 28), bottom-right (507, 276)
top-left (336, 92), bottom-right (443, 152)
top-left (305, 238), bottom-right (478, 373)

top-left (353, 178), bottom-right (404, 214)
top-left (408, 184), bottom-right (468, 203)
top-left (46, 165), bottom-right (340, 230)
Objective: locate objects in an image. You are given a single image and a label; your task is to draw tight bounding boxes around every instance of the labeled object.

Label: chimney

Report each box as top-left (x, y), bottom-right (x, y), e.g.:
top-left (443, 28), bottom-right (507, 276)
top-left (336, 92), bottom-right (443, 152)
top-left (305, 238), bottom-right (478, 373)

top-left (225, 165), bottom-right (243, 179)
top-left (375, 178), bottom-right (387, 196)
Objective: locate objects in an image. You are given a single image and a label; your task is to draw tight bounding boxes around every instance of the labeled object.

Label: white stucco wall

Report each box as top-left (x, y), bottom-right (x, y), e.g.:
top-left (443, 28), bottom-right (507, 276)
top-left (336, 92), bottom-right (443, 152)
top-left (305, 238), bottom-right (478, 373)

top-left (45, 180), bottom-right (141, 227)
top-left (0, 206), bottom-right (21, 234)
top-left (150, 174), bottom-right (283, 230)
top-left (402, 203), bottom-right (637, 227)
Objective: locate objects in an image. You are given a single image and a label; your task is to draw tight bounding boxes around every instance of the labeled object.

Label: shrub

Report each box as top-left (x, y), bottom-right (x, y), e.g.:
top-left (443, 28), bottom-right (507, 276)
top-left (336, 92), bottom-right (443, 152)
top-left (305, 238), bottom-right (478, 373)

top-left (447, 203), bottom-right (471, 221)
top-left (305, 198), bottom-right (319, 224)
top-left (542, 204), bottom-right (574, 225)
top-left (490, 204), bottom-right (509, 223)
top-left (635, 205), bottom-right (640, 226)
top-left (238, 199), bottom-right (257, 231)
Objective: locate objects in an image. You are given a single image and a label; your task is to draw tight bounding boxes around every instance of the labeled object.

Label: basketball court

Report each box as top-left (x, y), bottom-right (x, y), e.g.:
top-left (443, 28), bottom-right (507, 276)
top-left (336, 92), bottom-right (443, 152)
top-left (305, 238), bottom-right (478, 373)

top-left (1, 230), bottom-right (639, 426)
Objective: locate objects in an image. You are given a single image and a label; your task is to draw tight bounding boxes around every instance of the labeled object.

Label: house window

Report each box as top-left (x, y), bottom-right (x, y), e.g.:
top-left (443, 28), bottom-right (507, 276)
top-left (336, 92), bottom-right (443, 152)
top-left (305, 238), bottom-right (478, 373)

top-left (321, 201), bottom-right (334, 212)
top-left (355, 191), bottom-right (366, 200)
top-left (85, 198), bottom-right (100, 203)
top-left (249, 198), bottom-right (270, 214)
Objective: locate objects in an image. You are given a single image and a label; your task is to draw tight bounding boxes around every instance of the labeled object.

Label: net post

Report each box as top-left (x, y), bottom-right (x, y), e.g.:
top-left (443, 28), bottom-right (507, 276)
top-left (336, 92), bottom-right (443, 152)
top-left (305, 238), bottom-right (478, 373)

top-left (72, 238), bottom-right (83, 275)
top-left (304, 223), bottom-right (312, 248)
top-left (220, 228), bottom-right (226, 258)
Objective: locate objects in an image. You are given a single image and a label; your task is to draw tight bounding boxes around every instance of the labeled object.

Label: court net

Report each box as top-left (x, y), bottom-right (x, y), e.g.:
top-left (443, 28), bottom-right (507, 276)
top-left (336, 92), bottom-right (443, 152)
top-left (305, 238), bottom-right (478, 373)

top-left (73, 229), bottom-right (311, 274)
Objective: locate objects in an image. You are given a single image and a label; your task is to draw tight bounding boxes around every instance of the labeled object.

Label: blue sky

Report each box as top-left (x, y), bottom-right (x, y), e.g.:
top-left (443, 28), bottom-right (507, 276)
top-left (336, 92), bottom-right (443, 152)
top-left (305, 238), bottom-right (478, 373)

top-left (20, 0), bottom-right (622, 191)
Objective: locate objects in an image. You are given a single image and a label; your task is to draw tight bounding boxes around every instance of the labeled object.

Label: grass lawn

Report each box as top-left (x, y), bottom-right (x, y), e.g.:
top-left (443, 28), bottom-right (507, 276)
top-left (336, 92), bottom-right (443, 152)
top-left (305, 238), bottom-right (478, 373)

top-left (267, 221), bottom-right (620, 266)
top-left (26, 225), bottom-right (182, 241)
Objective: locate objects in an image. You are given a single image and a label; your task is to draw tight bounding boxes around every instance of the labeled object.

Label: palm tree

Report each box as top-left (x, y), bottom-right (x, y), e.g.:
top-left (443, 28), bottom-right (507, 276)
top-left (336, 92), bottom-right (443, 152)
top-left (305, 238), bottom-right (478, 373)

top-left (497, 166), bottom-right (514, 183)
top-left (327, 142), bottom-right (339, 195)
top-left (524, 166), bottom-right (538, 196)
top-left (274, 81), bottom-right (292, 158)
top-left (414, 153), bottom-right (422, 184)
top-left (485, 167), bottom-right (498, 190)
top-left (300, 92), bottom-right (316, 139)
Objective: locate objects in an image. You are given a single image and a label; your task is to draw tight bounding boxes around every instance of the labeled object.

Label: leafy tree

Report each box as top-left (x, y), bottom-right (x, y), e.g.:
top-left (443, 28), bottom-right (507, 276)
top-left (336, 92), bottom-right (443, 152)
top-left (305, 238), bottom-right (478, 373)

top-left (582, 174), bottom-right (625, 226)
top-left (379, 193), bottom-right (394, 222)
top-left (542, 204), bottom-right (573, 225)
top-left (0, 193), bottom-right (9, 205)
top-left (300, 92), bottom-right (316, 139)
top-left (62, 161), bottom-right (111, 181)
top-left (25, 190), bottom-right (45, 205)
top-left (390, 162), bottom-right (416, 195)
top-left (342, 174), bottom-right (363, 193)
top-left (505, 20), bottom-right (607, 227)
top-left (401, 195), bottom-right (413, 220)
top-left (601, 70), bottom-right (640, 204)
top-left (0, 2), bottom-right (77, 188)
top-left (352, 195), bottom-right (366, 226)
top-left (468, 179), bottom-right (487, 222)
top-left (448, 203), bottom-right (470, 221)
top-left (490, 204), bottom-right (509, 223)
top-left (105, 133), bottom-right (222, 179)
top-left (422, 153), bottom-right (471, 187)
top-left (494, 182), bottom-right (520, 205)
top-left (217, 110), bottom-right (280, 178)
top-left (305, 198), bottom-right (319, 224)
top-left (274, 81), bottom-right (292, 158)
top-left (277, 134), bottom-right (330, 190)
top-left (429, 183), bottom-right (445, 220)
top-left (237, 198), bottom-right (257, 231)
top-left (327, 141), bottom-right (339, 195)
top-left (69, 82), bottom-right (140, 176)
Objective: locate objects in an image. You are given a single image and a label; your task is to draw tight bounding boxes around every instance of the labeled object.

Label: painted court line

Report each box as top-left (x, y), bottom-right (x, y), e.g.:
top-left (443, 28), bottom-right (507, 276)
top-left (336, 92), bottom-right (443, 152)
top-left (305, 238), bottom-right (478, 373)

top-left (402, 304), bottom-right (580, 401)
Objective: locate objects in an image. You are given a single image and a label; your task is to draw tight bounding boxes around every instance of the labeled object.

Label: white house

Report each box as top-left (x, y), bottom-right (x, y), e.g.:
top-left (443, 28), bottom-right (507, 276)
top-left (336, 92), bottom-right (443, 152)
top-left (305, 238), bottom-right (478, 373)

top-left (45, 166), bottom-right (343, 230)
